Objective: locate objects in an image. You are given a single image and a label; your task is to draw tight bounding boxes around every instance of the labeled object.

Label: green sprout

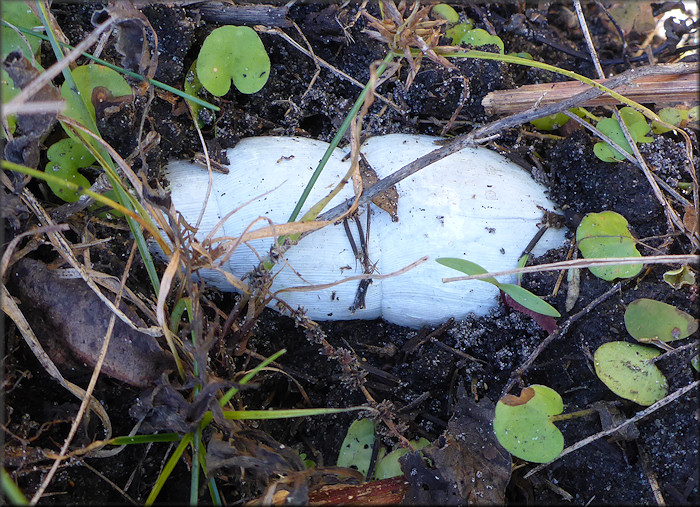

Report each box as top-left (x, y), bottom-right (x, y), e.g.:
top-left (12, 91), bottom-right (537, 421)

top-left (2, 2), bottom-right (42, 135)
top-left (530, 108), bottom-right (587, 131)
top-left (44, 138), bottom-right (94, 202)
top-left (624, 298), bottom-right (698, 343)
top-left (575, 211), bottom-right (643, 281)
top-left (594, 341), bottom-right (668, 406)
top-left (493, 384), bottom-right (565, 463)
top-left (593, 107), bottom-right (653, 162)
top-left (437, 258), bottom-right (561, 317)
top-left (431, 4), bottom-right (460, 24)
top-left (60, 64), bottom-right (132, 140)
top-left (662, 266), bottom-right (696, 289)
top-left (336, 418), bottom-right (376, 476)
top-left (652, 105), bottom-right (699, 134)
top-left (336, 418), bottom-right (429, 479)
top-left (448, 25), bottom-right (504, 54)
top-left (196, 26), bottom-right (270, 96)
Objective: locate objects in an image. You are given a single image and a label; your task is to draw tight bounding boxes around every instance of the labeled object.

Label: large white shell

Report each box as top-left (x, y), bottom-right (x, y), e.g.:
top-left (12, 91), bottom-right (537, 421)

top-left (166, 134), bottom-right (566, 327)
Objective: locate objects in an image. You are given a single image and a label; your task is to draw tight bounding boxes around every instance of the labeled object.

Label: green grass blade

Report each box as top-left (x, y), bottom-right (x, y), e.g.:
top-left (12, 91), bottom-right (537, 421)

top-left (145, 433), bottom-right (193, 505)
top-left (2, 468), bottom-right (28, 505)
top-left (223, 406), bottom-right (369, 420)
top-left (286, 53), bottom-right (395, 224)
top-left (109, 433), bottom-right (181, 445)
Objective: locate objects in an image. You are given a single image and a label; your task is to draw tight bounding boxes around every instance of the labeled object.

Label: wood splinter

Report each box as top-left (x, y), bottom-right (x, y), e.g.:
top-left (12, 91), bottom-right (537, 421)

top-left (482, 72), bottom-right (698, 115)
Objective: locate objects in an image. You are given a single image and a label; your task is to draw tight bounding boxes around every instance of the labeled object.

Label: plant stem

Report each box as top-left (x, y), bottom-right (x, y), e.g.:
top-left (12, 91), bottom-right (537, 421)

top-left (551, 408), bottom-right (597, 422)
top-left (287, 53), bottom-right (395, 223)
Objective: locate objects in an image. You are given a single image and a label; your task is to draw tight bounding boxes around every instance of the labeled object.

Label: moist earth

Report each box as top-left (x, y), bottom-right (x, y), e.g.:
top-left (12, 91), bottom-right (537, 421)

top-left (3, 2), bottom-right (698, 505)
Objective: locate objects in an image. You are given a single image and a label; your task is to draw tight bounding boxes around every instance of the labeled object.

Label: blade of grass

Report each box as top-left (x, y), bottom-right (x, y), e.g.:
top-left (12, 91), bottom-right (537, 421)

top-left (286, 53), bottom-right (395, 224)
top-left (110, 433), bottom-right (182, 445)
top-left (35, 1), bottom-right (163, 292)
top-left (2, 468), bottom-right (28, 505)
top-left (190, 430), bottom-right (201, 505)
top-left (145, 434), bottom-right (193, 506)
top-left (223, 406), bottom-right (370, 420)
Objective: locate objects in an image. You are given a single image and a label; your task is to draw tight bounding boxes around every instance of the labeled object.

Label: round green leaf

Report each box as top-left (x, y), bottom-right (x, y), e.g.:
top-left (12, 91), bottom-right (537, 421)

top-left (530, 112), bottom-right (570, 131)
top-left (336, 418), bottom-right (375, 476)
top-left (493, 384), bottom-right (564, 463)
top-left (45, 138), bottom-right (95, 202)
top-left (61, 65), bottom-right (132, 137)
top-left (431, 4), bottom-right (460, 23)
top-left (1, 3), bottom-right (42, 60)
top-left (594, 107), bottom-right (652, 162)
top-left (652, 107), bottom-right (687, 134)
top-left (594, 341), bottom-right (668, 406)
top-left (575, 211), bottom-right (643, 281)
top-left (454, 28), bottom-right (504, 54)
top-left (373, 438), bottom-right (430, 480)
top-left (196, 26), bottom-right (270, 96)
top-left (624, 298), bottom-right (698, 343)
top-left (445, 21), bottom-right (474, 44)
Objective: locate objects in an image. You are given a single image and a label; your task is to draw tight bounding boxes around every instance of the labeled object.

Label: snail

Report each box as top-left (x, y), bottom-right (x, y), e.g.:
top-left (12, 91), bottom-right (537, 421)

top-left (165, 134), bottom-right (566, 328)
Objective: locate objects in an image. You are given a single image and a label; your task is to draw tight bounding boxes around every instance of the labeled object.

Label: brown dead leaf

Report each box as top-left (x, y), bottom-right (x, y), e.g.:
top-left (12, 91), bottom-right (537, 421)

top-left (8, 258), bottom-right (174, 387)
top-left (683, 204), bottom-right (698, 237)
top-left (360, 156), bottom-right (398, 221)
top-left (400, 386), bottom-right (511, 504)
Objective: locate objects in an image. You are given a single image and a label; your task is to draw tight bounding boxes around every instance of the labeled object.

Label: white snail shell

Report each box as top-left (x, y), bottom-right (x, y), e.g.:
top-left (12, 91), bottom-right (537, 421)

top-left (165, 134), bottom-right (566, 328)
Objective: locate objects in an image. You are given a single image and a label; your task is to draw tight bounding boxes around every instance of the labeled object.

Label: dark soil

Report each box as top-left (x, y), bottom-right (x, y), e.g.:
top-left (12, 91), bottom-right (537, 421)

top-left (2, 2), bottom-right (698, 505)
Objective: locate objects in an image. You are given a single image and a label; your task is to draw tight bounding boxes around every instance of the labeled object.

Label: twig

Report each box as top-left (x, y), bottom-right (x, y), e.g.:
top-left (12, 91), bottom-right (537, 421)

top-left (482, 73), bottom-right (697, 115)
top-left (2, 100), bottom-right (65, 116)
top-left (258, 26), bottom-right (402, 112)
top-left (573, 0), bottom-right (693, 249)
top-left (501, 282), bottom-right (623, 397)
top-left (316, 63), bottom-right (697, 225)
top-left (524, 380), bottom-right (700, 478)
top-left (441, 254), bottom-right (700, 284)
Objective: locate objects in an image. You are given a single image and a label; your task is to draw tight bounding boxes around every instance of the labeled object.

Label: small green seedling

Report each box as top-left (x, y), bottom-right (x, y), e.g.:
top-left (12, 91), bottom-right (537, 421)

top-left (437, 258), bottom-right (560, 317)
top-left (445, 20), bottom-right (474, 44)
top-left (196, 26), bottom-right (270, 96)
top-left (2, 3), bottom-right (42, 135)
top-left (530, 108), bottom-right (586, 131)
top-left (493, 384), bottom-right (564, 463)
top-left (45, 138), bottom-right (95, 202)
top-left (336, 418), bottom-right (430, 479)
top-left (448, 26), bottom-right (504, 54)
top-left (575, 211), bottom-right (643, 281)
top-left (530, 112), bottom-right (570, 131)
top-left (593, 107), bottom-right (653, 162)
top-left (652, 106), bottom-right (699, 134)
top-left (662, 266), bottom-right (696, 289)
top-left (594, 341), bottom-right (668, 405)
top-left (624, 298), bottom-right (698, 343)
top-left (373, 437), bottom-right (430, 480)
top-left (431, 4), bottom-right (460, 23)
top-left (61, 64), bottom-right (132, 138)
top-left (336, 418), bottom-right (375, 476)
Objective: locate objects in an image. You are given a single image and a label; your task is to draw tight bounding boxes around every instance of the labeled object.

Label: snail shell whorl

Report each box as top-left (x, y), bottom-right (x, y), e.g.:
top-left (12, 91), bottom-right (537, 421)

top-left (166, 135), bottom-right (566, 327)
